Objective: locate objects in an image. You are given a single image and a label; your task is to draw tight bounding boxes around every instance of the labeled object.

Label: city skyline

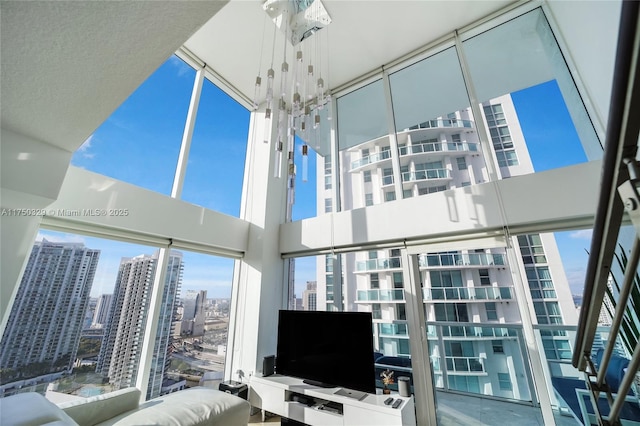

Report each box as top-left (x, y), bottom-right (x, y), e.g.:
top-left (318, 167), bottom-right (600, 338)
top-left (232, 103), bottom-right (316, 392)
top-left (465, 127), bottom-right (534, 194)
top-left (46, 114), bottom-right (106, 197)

top-left (0, 239), bottom-right (100, 386)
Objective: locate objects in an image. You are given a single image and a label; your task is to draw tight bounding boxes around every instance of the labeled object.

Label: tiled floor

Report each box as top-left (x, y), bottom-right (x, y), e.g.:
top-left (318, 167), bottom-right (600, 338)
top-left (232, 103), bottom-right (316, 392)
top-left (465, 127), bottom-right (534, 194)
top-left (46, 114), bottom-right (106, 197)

top-left (248, 391), bottom-right (579, 426)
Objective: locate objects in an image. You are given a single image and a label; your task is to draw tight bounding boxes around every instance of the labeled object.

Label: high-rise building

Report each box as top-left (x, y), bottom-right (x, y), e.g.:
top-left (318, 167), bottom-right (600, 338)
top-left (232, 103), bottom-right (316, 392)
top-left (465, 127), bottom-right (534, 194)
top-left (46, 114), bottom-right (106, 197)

top-left (302, 281), bottom-right (317, 311)
top-left (97, 251), bottom-right (183, 399)
top-left (91, 294), bottom-right (112, 329)
top-left (315, 95), bottom-right (578, 399)
top-left (0, 239), bottom-right (99, 384)
top-left (181, 290), bottom-right (206, 336)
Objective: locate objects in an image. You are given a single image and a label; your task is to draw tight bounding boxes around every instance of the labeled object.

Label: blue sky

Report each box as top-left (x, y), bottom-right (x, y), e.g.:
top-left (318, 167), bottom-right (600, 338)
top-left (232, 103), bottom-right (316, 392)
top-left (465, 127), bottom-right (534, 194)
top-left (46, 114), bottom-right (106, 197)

top-left (512, 80), bottom-right (593, 295)
top-left (47, 56), bottom-right (594, 300)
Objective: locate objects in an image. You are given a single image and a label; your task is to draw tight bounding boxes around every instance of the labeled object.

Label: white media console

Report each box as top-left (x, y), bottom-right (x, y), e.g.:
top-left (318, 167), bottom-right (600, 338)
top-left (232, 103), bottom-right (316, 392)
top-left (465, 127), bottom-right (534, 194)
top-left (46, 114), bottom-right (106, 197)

top-left (249, 375), bottom-right (416, 426)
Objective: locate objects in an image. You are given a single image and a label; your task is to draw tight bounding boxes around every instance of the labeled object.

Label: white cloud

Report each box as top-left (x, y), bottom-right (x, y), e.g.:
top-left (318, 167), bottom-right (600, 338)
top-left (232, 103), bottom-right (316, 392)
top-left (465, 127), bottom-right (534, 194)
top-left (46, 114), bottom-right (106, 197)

top-left (569, 229), bottom-right (593, 240)
top-left (78, 135), bottom-right (93, 152)
top-left (565, 267), bottom-right (586, 295)
top-left (77, 135), bottom-right (96, 159)
top-left (169, 55), bottom-right (192, 77)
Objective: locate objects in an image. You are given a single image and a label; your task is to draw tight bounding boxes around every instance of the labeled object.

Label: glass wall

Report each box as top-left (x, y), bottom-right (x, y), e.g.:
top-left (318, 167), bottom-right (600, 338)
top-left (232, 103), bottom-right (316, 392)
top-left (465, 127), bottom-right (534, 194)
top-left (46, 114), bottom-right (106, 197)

top-left (166, 252), bottom-right (234, 391)
top-left (283, 5), bottom-right (609, 424)
top-left (182, 78), bottom-right (250, 216)
top-left (0, 230), bottom-right (157, 397)
top-left (418, 242), bottom-right (536, 403)
top-left (0, 230), bottom-right (235, 401)
top-left (71, 56), bottom-right (251, 218)
top-left (327, 8), bottom-right (600, 216)
top-left (389, 47), bottom-right (489, 199)
top-left (336, 80), bottom-right (390, 210)
top-left (71, 56), bottom-right (194, 195)
top-left (462, 8), bottom-right (598, 178)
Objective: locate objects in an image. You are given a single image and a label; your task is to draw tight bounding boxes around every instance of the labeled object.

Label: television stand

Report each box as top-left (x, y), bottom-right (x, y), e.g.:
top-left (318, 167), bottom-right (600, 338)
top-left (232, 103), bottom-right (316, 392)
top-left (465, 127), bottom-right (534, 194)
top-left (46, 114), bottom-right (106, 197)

top-left (249, 375), bottom-right (416, 426)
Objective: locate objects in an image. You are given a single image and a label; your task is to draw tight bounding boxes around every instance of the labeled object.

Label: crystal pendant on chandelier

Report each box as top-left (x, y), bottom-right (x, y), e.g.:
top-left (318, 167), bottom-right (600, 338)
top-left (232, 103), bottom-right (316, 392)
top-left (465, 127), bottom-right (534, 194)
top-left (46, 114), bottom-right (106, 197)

top-left (258, 0), bottom-right (332, 178)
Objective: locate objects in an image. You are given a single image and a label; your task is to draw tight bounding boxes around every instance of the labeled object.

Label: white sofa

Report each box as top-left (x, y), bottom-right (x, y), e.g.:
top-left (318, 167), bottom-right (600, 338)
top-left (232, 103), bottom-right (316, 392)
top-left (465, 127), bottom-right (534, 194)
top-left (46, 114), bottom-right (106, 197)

top-left (0, 387), bottom-right (251, 426)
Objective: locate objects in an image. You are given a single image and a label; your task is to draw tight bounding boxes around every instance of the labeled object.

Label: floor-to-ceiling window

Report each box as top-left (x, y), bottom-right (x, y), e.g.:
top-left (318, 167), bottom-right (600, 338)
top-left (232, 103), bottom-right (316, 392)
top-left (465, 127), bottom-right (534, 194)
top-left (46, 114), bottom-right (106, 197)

top-left (71, 55), bottom-right (195, 196)
top-left (293, 4), bottom-right (607, 424)
top-left (0, 229), bottom-right (237, 401)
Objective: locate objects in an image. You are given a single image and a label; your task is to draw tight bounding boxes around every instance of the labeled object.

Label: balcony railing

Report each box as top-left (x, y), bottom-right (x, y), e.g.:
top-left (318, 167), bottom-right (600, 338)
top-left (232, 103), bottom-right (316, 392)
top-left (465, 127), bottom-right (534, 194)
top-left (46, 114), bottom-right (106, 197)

top-left (427, 325), bottom-right (518, 339)
top-left (355, 257), bottom-right (402, 272)
top-left (378, 323), bottom-right (409, 336)
top-left (350, 150), bottom-right (392, 170)
top-left (399, 141), bottom-right (478, 156)
top-left (357, 289), bottom-right (405, 302)
top-left (423, 286), bottom-right (513, 301)
top-left (401, 168), bottom-right (450, 183)
top-left (572, 4), bottom-right (640, 425)
top-left (445, 356), bottom-right (485, 373)
top-left (407, 119), bottom-right (474, 130)
top-left (418, 253), bottom-right (506, 267)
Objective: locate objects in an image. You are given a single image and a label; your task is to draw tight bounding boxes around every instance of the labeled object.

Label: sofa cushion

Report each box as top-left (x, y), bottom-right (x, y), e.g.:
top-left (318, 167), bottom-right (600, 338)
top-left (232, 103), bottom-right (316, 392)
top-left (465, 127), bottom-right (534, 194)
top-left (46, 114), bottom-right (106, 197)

top-left (95, 387), bottom-right (251, 426)
top-left (58, 387), bottom-right (140, 426)
top-left (0, 392), bottom-right (79, 426)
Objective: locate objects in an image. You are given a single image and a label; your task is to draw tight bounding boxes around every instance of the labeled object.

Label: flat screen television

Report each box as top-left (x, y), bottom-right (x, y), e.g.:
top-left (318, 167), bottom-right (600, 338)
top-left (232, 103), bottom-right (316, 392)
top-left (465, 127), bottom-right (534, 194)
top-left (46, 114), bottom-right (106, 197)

top-left (276, 310), bottom-right (376, 394)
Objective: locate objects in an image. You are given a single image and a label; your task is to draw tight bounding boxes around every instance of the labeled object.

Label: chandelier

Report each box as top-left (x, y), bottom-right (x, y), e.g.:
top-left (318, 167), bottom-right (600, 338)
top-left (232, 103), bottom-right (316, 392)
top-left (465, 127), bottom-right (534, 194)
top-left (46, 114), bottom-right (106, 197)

top-left (254, 0), bottom-right (332, 181)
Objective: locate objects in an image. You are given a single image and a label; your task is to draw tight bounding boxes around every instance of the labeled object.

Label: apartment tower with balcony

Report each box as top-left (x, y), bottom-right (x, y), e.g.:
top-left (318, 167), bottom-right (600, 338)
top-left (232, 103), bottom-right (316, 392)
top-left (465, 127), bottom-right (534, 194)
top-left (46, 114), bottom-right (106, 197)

top-left (96, 251), bottom-right (183, 399)
top-left (0, 240), bottom-right (100, 390)
top-left (315, 94), bottom-right (578, 400)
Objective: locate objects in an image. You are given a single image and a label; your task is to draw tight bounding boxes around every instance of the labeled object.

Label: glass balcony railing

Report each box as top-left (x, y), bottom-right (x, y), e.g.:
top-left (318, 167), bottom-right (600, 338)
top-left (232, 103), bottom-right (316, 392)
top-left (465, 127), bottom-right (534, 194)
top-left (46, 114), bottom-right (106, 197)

top-left (418, 253), bottom-right (506, 267)
top-left (406, 119), bottom-right (474, 130)
top-left (357, 289), bottom-right (405, 301)
top-left (355, 257), bottom-right (402, 271)
top-left (428, 324), bottom-right (518, 339)
top-left (378, 323), bottom-right (409, 336)
top-left (350, 150), bottom-right (392, 170)
top-left (445, 356), bottom-right (486, 373)
top-left (423, 286), bottom-right (513, 301)
top-left (401, 168), bottom-right (450, 182)
top-left (399, 141), bottom-right (479, 156)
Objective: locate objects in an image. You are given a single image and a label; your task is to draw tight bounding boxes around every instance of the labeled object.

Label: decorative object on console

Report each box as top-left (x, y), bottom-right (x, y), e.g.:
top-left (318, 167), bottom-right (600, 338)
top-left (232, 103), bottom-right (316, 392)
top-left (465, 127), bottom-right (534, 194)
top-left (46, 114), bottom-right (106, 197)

top-left (398, 376), bottom-right (411, 397)
top-left (381, 368), bottom-right (395, 395)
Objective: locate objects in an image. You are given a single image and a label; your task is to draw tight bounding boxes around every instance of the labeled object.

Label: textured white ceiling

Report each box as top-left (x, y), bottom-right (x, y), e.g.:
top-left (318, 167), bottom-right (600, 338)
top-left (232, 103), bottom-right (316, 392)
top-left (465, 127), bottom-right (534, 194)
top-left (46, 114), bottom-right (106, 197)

top-left (184, 0), bottom-right (516, 106)
top-left (1, 0), bottom-right (517, 155)
top-left (1, 1), bottom-right (227, 152)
